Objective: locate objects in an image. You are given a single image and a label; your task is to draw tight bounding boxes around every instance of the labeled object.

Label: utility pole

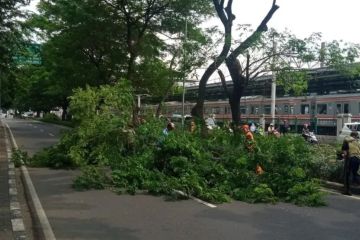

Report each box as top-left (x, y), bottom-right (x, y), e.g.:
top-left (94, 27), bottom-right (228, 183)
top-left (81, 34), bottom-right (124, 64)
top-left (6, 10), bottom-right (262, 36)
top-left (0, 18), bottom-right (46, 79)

top-left (271, 40), bottom-right (277, 124)
top-left (181, 18), bottom-right (188, 128)
top-left (320, 42), bottom-right (325, 68)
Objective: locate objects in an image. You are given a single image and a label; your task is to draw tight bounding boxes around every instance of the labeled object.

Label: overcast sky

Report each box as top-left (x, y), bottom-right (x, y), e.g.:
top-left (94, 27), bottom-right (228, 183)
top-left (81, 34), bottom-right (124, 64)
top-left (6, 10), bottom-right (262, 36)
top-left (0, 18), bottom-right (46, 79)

top-left (27, 0), bottom-right (360, 43)
top-left (232, 0), bottom-right (360, 43)
top-left (26, 0), bottom-right (360, 82)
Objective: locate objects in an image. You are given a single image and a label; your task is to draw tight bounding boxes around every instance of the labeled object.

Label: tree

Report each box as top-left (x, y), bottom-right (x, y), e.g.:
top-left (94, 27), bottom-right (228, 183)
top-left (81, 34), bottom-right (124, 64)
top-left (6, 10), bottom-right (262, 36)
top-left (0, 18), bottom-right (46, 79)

top-left (189, 0), bottom-right (236, 119)
top-left (0, 0), bottom-right (30, 109)
top-left (191, 0), bottom-right (279, 120)
top-left (102, 0), bottom-right (214, 123)
top-left (217, 29), bottom-right (360, 124)
top-left (26, 0), bottom-right (214, 120)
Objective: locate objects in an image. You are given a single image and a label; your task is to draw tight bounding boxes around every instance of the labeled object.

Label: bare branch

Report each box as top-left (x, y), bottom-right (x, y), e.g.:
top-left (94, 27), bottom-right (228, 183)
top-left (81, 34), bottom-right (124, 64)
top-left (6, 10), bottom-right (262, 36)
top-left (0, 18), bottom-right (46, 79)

top-left (245, 54), bottom-right (250, 85)
top-left (217, 69), bottom-right (231, 98)
top-left (226, 1), bottom-right (279, 62)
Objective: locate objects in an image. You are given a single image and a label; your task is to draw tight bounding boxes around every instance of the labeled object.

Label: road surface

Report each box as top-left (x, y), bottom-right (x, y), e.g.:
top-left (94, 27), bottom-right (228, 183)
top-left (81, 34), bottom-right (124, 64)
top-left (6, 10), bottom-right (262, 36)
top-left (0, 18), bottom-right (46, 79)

top-left (4, 118), bottom-right (360, 240)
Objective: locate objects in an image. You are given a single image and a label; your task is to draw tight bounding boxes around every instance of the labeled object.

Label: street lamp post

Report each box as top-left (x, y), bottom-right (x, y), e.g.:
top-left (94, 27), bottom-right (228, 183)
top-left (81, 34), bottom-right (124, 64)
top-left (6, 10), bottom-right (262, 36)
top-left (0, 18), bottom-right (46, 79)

top-left (271, 40), bottom-right (277, 125)
top-left (181, 18), bottom-right (188, 128)
top-left (136, 94), bottom-right (150, 113)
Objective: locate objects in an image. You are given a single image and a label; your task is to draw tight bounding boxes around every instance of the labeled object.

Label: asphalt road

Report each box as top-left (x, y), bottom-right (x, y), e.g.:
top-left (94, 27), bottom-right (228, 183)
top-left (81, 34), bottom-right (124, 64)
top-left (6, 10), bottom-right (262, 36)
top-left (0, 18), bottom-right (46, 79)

top-left (4, 118), bottom-right (360, 240)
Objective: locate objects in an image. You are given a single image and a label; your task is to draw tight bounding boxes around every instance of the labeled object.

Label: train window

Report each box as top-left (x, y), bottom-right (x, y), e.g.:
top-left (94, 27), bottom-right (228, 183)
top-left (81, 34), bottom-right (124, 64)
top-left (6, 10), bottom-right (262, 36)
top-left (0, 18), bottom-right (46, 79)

top-left (240, 106), bottom-right (247, 114)
top-left (317, 104), bottom-right (327, 114)
top-left (275, 105), bottom-right (280, 114)
top-left (284, 105), bottom-right (289, 113)
top-left (344, 103), bottom-right (350, 114)
top-left (290, 106), bottom-right (294, 114)
top-left (212, 107), bottom-right (221, 114)
top-left (264, 105), bottom-right (271, 114)
top-left (225, 106), bottom-right (231, 114)
top-left (250, 106), bottom-right (259, 114)
top-left (205, 107), bottom-right (212, 114)
top-left (301, 104), bottom-right (309, 114)
top-left (336, 104), bottom-right (342, 113)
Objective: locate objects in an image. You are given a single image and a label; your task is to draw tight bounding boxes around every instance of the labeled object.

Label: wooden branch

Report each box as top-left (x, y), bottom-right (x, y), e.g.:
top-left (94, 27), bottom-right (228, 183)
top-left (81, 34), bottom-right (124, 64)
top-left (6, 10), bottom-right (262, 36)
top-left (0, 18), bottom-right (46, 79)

top-left (225, 0), bottom-right (235, 22)
top-left (213, 0), bottom-right (234, 25)
top-left (245, 54), bottom-right (250, 85)
top-left (235, 58), bottom-right (242, 76)
top-left (218, 69), bottom-right (231, 98)
top-left (250, 70), bottom-right (263, 80)
top-left (226, 1), bottom-right (279, 62)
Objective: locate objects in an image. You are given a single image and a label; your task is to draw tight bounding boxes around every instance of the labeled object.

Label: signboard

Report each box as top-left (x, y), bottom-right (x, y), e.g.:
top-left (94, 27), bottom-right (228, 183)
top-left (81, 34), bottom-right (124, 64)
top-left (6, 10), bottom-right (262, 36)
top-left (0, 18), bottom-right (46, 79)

top-left (13, 43), bottom-right (42, 65)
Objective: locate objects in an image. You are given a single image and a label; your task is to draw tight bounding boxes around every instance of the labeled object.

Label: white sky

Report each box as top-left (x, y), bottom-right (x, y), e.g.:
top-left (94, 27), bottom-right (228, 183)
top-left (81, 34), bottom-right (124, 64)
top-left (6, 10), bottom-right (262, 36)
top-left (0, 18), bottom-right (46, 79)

top-left (26, 0), bottom-right (360, 43)
top-left (25, 0), bottom-right (360, 83)
top-left (231, 0), bottom-right (360, 43)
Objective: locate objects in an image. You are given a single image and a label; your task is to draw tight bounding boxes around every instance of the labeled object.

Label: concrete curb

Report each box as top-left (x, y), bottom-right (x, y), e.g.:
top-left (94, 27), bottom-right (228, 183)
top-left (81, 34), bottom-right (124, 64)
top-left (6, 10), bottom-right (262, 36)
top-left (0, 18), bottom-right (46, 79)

top-left (323, 181), bottom-right (344, 190)
top-left (322, 180), bottom-right (360, 194)
top-left (4, 122), bottom-right (56, 240)
top-left (3, 122), bottom-right (27, 239)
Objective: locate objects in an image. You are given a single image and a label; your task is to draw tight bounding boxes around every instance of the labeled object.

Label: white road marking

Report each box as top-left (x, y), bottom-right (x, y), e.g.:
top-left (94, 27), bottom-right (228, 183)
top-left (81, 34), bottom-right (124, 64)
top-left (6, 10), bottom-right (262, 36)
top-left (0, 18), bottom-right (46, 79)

top-left (11, 219), bottom-right (25, 232)
top-left (49, 133), bottom-right (55, 137)
top-left (33, 126), bottom-right (38, 128)
top-left (173, 190), bottom-right (217, 208)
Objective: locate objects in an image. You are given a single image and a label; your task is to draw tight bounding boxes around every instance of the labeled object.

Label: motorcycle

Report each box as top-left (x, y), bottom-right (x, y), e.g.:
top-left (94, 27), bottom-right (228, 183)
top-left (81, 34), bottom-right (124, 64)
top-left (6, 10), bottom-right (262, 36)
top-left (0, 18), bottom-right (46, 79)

top-left (303, 132), bottom-right (318, 144)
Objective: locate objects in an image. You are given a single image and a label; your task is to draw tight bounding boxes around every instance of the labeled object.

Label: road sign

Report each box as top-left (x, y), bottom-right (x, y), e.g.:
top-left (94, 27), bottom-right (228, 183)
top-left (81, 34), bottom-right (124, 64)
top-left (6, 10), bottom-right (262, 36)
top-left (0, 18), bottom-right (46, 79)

top-left (13, 43), bottom-right (41, 65)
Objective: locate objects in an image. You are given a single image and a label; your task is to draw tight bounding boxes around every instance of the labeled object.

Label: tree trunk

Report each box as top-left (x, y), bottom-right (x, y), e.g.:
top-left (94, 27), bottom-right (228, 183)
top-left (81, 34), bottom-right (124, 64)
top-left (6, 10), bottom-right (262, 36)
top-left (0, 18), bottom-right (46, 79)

top-left (61, 101), bottom-right (69, 121)
top-left (226, 58), bottom-right (247, 126)
top-left (229, 87), bottom-right (243, 125)
top-left (61, 108), bottom-right (67, 121)
top-left (191, 0), bottom-right (235, 119)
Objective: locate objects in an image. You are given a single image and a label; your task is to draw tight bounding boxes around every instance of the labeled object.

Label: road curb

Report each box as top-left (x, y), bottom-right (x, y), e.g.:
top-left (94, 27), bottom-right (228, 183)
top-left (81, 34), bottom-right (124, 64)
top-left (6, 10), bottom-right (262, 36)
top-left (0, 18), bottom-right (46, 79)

top-left (4, 122), bottom-right (56, 240)
top-left (322, 180), bottom-right (343, 191)
top-left (3, 122), bottom-right (27, 239)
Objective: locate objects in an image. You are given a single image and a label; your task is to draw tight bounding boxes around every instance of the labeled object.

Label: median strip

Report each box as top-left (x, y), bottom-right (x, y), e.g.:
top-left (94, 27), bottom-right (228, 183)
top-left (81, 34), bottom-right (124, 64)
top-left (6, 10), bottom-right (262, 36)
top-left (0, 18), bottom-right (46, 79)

top-left (3, 122), bottom-right (27, 239)
top-left (5, 122), bottom-right (57, 240)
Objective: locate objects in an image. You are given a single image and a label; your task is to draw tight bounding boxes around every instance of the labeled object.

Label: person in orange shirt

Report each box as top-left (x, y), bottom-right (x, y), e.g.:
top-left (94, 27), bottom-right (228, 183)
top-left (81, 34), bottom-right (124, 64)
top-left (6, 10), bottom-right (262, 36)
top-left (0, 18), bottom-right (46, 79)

top-left (242, 124), bottom-right (255, 154)
top-left (242, 124), bottom-right (264, 175)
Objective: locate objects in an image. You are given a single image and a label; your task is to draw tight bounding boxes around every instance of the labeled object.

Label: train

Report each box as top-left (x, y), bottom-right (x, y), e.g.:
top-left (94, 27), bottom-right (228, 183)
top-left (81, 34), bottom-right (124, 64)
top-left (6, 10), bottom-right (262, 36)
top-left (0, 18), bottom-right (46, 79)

top-left (143, 67), bottom-right (360, 135)
top-left (150, 93), bottom-right (359, 135)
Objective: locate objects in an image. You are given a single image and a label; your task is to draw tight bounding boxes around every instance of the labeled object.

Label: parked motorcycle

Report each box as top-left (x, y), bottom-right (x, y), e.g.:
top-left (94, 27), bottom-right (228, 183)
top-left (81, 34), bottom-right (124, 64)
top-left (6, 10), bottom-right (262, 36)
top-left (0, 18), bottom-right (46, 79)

top-left (303, 132), bottom-right (319, 144)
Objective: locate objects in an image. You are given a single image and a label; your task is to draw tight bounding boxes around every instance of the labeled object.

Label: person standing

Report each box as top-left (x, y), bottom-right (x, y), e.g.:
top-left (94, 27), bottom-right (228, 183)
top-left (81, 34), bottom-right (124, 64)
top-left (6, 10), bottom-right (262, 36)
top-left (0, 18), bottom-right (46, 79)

top-left (281, 120), bottom-right (290, 135)
top-left (163, 122), bottom-right (175, 136)
top-left (242, 124), bottom-right (264, 174)
top-left (189, 120), bottom-right (196, 133)
top-left (267, 123), bottom-right (275, 135)
top-left (342, 131), bottom-right (360, 195)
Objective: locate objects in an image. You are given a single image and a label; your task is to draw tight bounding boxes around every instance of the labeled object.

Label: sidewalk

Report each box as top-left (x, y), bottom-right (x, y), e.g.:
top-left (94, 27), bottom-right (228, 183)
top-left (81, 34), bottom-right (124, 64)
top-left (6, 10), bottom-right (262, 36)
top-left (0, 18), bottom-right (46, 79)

top-left (0, 124), bottom-right (13, 239)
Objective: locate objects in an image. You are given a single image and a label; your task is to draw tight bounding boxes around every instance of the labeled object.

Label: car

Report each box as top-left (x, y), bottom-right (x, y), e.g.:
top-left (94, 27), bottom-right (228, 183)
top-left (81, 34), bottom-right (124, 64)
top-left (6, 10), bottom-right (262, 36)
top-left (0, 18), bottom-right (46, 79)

top-left (337, 122), bottom-right (360, 143)
top-left (21, 111), bottom-right (34, 118)
top-left (170, 114), bottom-right (192, 123)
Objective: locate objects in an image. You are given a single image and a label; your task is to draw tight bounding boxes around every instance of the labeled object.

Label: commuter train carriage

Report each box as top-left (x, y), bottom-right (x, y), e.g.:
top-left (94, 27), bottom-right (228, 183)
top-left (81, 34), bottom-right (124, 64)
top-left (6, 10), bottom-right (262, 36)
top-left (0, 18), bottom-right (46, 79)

top-left (154, 93), bottom-right (360, 135)
top-left (144, 67), bottom-right (360, 135)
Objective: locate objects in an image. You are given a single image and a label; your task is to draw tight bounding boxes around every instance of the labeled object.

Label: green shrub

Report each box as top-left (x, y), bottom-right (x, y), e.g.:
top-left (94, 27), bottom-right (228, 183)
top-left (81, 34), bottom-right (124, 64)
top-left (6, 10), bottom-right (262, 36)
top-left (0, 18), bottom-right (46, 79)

top-left (12, 149), bottom-right (29, 167)
top-left (309, 144), bottom-right (343, 183)
top-left (31, 81), bottom-right (331, 207)
top-left (30, 146), bottom-right (75, 169)
top-left (40, 113), bottom-right (74, 127)
top-left (73, 166), bottom-right (110, 190)
top-left (286, 181), bottom-right (326, 206)
top-left (43, 113), bottom-right (60, 121)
